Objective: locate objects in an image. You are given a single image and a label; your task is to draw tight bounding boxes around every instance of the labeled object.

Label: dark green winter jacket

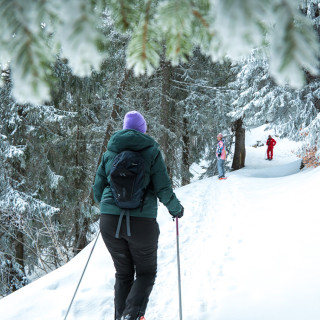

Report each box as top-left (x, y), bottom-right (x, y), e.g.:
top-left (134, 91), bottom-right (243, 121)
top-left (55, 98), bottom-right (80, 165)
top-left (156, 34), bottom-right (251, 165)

top-left (93, 129), bottom-right (182, 218)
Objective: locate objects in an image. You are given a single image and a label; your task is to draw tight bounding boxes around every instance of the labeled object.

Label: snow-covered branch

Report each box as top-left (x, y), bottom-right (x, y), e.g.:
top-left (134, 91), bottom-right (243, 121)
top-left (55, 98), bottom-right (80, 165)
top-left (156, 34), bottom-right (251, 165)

top-left (0, 0), bottom-right (318, 104)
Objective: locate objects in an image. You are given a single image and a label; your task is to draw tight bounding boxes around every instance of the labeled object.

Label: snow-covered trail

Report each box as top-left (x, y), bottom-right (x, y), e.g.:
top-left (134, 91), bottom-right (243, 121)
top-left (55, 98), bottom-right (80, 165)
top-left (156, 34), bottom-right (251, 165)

top-left (153, 175), bottom-right (243, 319)
top-left (156, 172), bottom-right (318, 320)
top-left (150, 126), bottom-right (320, 320)
top-left (1, 126), bottom-right (320, 320)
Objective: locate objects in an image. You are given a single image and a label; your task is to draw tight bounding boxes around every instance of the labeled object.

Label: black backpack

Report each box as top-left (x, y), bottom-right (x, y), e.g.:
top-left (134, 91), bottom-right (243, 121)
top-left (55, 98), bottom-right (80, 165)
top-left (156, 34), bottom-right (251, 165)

top-left (109, 150), bottom-right (147, 238)
top-left (109, 150), bottom-right (146, 209)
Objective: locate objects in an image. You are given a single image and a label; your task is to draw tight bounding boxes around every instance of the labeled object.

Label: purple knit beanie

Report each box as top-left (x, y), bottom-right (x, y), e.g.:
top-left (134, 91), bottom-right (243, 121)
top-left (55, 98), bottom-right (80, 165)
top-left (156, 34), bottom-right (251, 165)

top-left (123, 111), bottom-right (147, 133)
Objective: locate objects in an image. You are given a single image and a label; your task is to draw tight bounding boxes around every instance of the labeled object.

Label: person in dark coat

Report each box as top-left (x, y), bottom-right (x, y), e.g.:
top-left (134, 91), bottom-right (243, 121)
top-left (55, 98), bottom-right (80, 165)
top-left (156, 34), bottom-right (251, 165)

top-left (93, 111), bottom-right (184, 320)
top-left (266, 135), bottom-right (277, 160)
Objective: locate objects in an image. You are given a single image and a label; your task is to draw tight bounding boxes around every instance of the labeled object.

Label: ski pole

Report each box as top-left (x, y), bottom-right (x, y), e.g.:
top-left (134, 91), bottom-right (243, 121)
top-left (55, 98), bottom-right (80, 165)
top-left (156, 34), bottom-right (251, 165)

top-left (64, 231), bottom-right (100, 320)
top-left (176, 217), bottom-right (183, 320)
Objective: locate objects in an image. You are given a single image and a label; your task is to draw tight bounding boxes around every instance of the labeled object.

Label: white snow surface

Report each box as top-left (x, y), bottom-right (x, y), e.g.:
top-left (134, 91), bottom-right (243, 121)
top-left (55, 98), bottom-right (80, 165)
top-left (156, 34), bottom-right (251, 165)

top-left (1, 125), bottom-right (320, 320)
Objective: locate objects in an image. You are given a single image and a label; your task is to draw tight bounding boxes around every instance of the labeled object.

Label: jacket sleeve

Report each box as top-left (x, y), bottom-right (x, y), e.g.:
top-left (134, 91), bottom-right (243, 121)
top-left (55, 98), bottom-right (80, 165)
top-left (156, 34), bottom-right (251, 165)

top-left (92, 154), bottom-right (108, 204)
top-left (221, 140), bottom-right (225, 152)
top-left (216, 141), bottom-right (223, 154)
top-left (150, 150), bottom-right (182, 216)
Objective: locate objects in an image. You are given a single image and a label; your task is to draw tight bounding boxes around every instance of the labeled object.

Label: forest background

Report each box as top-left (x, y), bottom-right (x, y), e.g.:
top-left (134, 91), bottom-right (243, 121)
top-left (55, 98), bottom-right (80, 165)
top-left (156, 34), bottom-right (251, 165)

top-left (0, 0), bottom-right (319, 298)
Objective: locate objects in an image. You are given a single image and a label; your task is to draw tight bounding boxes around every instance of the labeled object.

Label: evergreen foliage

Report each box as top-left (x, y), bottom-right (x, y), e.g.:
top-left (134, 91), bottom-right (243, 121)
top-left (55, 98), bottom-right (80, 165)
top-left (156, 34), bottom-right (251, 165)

top-left (0, 0), bottom-right (319, 104)
top-left (227, 0), bottom-right (320, 161)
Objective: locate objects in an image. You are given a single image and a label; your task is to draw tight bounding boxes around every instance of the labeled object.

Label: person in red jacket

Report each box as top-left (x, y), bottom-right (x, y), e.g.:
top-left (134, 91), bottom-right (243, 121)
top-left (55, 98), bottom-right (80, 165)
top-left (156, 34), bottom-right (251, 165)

top-left (266, 135), bottom-right (276, 160)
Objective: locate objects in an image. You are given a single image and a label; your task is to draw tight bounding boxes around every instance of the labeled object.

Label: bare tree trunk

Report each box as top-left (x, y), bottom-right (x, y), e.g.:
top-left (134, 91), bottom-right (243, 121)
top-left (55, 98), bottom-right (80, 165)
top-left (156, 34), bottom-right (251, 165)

top-left (4, 254), bottom-right (15, 293)
top-left (73, 125), bottom-right (90, 253)
top-left (95, 69), bottom-right (131, 170)
top-left (14, 230), bottom-right (25, 290)
top-left (2, 230), bottom-right (26, 293)
top-left (73, 207), bottom-right (90, 254)
top-left (15, 231), bottom-right (24, 271)
top-left (232, 118), bottom-right (246, 170)
top-left (182, 116), bottom-right (190, 186)
top-left (160, 59), bottom-right (173, 179)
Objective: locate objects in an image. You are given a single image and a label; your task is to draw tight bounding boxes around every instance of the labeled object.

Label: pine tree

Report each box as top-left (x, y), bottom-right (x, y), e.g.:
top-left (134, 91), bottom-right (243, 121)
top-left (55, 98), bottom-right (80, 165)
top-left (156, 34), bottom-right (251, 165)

top-left (170, 51), bottom-right (236, 179)
top-left (229, 54), bottom-right (320, 163)
top-left (0, 78), bottom-right (62, 295)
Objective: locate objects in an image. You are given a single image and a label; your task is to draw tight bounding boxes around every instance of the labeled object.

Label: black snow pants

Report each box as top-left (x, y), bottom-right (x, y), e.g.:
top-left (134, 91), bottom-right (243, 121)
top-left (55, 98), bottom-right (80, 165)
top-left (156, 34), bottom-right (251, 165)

top-left (100, 214), bottom-right (160, 320)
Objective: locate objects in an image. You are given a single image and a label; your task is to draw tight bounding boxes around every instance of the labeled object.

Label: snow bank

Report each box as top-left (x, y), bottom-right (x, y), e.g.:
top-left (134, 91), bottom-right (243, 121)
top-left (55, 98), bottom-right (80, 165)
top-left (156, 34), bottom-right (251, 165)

top-left (1, 126), bottom-right (319, 320)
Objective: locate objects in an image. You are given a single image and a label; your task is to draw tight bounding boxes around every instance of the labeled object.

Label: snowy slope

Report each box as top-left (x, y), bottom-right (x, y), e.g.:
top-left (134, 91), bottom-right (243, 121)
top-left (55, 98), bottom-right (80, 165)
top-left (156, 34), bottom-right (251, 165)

top-left (1, 126), bottom-right (320, 320)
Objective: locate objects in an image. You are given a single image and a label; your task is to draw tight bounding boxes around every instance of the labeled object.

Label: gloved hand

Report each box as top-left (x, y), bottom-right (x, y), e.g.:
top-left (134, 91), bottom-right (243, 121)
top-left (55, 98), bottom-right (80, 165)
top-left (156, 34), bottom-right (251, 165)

top-left (218, 153), bottom-right (221, 157)
top-left (176, 206), bottom-right (184, 218)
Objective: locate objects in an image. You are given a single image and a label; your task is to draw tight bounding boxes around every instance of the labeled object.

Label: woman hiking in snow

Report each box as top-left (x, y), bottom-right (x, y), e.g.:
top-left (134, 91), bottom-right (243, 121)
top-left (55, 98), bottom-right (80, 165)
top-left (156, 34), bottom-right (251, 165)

top-left (216, 133), bottom-right (227, 179)
top-left (93, 111), bottom-right (184, 320)
top-left (266, 135), bottom-right (277, 160)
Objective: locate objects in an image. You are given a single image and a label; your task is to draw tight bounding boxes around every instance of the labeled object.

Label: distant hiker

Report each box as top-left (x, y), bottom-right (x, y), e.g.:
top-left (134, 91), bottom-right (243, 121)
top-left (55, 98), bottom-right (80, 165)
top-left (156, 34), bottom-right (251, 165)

top-left (93, 111), bottom-right (184, 320)
top-left (216, 133), bottom-right (227, 179)
top-left (266, 135), bottom-right (277, 160)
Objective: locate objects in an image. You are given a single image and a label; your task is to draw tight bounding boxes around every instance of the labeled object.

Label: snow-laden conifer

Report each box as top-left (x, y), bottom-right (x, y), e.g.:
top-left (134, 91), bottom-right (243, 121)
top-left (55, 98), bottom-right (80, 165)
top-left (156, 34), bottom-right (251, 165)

top-left (0, 0), bottom-right (319, 103)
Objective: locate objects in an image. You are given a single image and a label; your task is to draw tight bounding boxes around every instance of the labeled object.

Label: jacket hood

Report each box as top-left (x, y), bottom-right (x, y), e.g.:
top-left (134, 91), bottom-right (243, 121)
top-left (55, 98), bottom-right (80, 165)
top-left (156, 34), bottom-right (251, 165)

top-left (107, 129), bottom-right (158, 153)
